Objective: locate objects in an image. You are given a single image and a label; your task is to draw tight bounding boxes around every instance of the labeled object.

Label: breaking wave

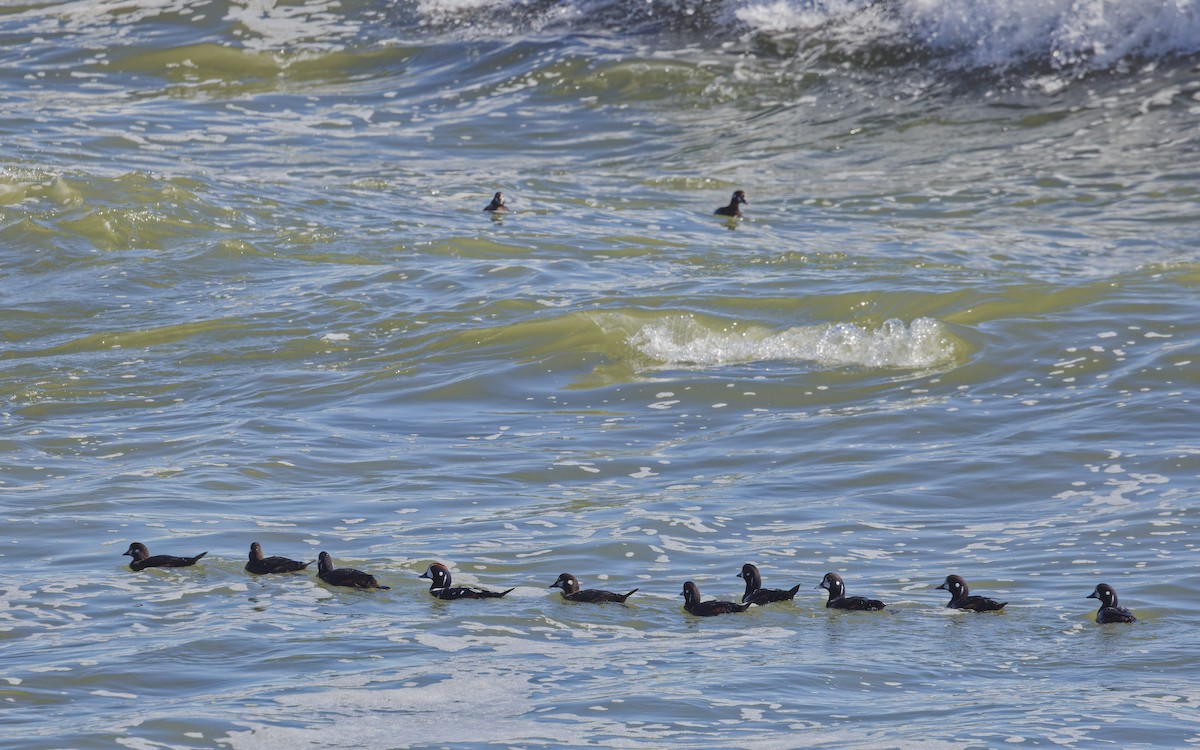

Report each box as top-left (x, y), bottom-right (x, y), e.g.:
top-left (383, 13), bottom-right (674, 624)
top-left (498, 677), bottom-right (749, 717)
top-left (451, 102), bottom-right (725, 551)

top-left (407, 0), bottom-right (1200, 73)
top-left (627, 315), bottom-right (958, 370)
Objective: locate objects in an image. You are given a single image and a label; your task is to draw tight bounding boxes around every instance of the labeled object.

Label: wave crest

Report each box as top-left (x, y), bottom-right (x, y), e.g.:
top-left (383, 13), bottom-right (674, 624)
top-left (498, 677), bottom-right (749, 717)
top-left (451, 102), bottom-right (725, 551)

top-left (409, 0), bottom-right (1200, 73)
top-left (629, 315), bottom-right (958, 370)
top-left (740, 0), bottom-right (1200, 71)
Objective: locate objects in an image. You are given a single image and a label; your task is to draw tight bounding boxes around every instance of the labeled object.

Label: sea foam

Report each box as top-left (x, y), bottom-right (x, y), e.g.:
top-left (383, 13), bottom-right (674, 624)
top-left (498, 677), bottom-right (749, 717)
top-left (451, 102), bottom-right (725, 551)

top-left (629, 315), bottom-right (956, 370)
top-left (736, 0), bottom-right (1200, 70)
top-left (412, 0), bottom-right (1200, 71)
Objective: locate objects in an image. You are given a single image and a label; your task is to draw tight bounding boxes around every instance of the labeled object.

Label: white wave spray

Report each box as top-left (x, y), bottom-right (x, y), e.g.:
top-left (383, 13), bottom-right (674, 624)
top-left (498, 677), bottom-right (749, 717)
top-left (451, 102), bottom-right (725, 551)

top-left (736, 0), bottom-right (1200, 70)
top-left (628, 315), bottom-right (957, 370)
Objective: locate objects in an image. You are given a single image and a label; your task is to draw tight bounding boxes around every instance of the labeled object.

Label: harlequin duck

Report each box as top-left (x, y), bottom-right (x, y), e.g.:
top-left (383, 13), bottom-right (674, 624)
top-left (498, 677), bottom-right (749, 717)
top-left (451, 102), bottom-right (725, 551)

top-left (1088, 583), bottom-right (1137, 624)
top-left (245, 542), bottom-right (311, 575)
top-left (737, 563), bottom-right (800, 606)
top-left (714, 190), bottom-right (747, 218)
top-left (549, 573), bottom-right (637, 603)
top-left (817, 572), bottom-right (886, 611)
top-left (681, 581), bottom-right (750, 616)
top-left (123, 542), bottom-right (207, 572)
top-left (936, 574), bottom-right (1007, 612)
top-left (316, 551), bottom-right (389, 590)
top-left (483, 192), bottom-right (508, 213)
top-left (420, 562), bottom-right (512, 599)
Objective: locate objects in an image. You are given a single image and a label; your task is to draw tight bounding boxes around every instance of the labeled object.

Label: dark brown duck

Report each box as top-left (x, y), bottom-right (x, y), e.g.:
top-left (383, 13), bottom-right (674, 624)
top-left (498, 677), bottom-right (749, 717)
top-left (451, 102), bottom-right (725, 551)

top-left (714, 190), bottom-right (747, 218)
top-left (245, 542), bottom-right (311, 575)
top-left (737, 563), bottom-right (800, 606)
top-left (681, 581), bottom-right (750, 616)
top-left (316, 551), bottom-right (389, 590)
top-left (483, 191), bottom-right (508, 212)
top-left (123, 542), bottom-right (207, 572)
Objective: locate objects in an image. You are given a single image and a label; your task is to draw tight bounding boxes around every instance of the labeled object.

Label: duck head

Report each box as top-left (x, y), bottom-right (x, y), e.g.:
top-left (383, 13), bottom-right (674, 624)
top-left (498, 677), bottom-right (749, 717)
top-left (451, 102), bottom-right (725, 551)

top-left (549, 573), bottom-right (580, 594)
top-left (817, 572), bottom-right (845, 599)
top-left (937, 574), bottom-right (969, 599)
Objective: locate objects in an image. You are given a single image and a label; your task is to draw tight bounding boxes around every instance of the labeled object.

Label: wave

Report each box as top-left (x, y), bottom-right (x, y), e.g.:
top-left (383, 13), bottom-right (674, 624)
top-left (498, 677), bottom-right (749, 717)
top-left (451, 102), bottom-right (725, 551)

top-left (613, 314), bottom-right (958, 370)
top-left (408, 0), bottom-right (1200, 73)
top-left (16, 0), bottom-right (1196, 77)
top-left (735, 0), bottom-right (1200, 71)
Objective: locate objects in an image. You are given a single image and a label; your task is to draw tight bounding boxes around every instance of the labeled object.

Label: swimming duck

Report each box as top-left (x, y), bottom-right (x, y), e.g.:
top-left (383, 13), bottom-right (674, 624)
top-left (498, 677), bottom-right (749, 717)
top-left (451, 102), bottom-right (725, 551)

top-left (483, 191), bottom-right (508, 212)
top-left (245, 542), bottom-right (311, 575)
top-left (420, 562), bottom-right (512, 600)
top-left (1088, 583), bottom-right (1137, 624)
top-left (681, 581), bottom-right (750, 616)
top-left (737, 563), bottom-right (800, 606)
top-left (817, 572), bottom-right (886, 611)
top-left (549, 573), bottom-right (637, 603)
top-left (316, 551), bottom-right (389, 590)
top-left (936, 574), bottom-right (1006, 612)
top-left (714, 190), bottom-right (747, 218)
top-left (123, 542), bottom-right (207, 572)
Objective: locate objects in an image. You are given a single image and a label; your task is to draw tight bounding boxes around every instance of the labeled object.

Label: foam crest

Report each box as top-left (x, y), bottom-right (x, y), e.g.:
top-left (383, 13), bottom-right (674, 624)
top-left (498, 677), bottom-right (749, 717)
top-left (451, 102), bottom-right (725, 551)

top-left (736, 0), bottom-right (1200, 70)
top-left (406, 0), bottom-right (1200, 71)
top-left (416, 0), bottom-right (500, 12)
top-left (630, 315), bottom-right (956, 370)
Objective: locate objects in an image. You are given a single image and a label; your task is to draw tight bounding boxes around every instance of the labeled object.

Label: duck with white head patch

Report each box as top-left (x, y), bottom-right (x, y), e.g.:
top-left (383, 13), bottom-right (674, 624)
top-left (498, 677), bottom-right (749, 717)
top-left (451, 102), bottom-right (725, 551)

top-left (549, 573), bottom-right (637, 603)
top-left (483, 191), bottom-right (508, 213)
top-left (421, 562), bottom-right (512, 600)
top-left (817, 572), bottom-right (886, 611)
top-left (1088, 583), bottom-right (1136, 624)
top-left (714, 190), bottom-right (747, 218)
top-left (936, 574), bottom-right (1006, 612)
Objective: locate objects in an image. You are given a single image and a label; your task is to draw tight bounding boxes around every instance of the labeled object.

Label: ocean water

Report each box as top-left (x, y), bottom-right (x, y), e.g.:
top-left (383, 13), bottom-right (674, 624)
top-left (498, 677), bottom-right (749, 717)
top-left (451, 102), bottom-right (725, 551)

top-left (2, 0), bottom-right (1200, 747)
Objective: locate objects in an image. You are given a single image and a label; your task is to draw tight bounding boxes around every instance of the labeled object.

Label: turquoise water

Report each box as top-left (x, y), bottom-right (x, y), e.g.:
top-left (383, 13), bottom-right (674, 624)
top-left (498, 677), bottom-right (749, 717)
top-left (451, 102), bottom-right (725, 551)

top-left (3, 1), bottom-right (1200, 747)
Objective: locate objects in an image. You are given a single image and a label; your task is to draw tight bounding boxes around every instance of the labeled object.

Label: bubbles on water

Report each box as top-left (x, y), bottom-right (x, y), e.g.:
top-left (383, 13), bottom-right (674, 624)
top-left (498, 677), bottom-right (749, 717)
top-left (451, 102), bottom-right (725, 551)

top-left (628, 314), bottom-right (957, 371)
top-left (401, 0), bottom-right (1200, 78)
top-left (735, 0), bottom-right (1200, 72)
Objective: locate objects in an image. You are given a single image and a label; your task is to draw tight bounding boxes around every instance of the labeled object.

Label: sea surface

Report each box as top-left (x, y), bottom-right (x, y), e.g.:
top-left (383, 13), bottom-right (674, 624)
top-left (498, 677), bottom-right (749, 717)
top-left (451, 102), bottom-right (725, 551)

top-left (3, 0), bottom-right (1200, 748)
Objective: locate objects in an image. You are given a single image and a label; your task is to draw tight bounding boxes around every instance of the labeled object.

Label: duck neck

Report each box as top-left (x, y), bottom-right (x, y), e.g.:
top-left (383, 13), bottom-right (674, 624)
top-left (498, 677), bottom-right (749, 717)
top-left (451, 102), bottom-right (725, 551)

top-left (741, 573), bottom-right (759, 599)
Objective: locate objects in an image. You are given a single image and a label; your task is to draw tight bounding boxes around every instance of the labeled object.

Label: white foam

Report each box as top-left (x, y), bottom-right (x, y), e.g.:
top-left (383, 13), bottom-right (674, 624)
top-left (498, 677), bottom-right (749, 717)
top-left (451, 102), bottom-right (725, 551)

top-left (417, 0), bottom-right (498, 12)
top-left (629, 315), bottom-right (955, 370)
top-left (736, 0), bottom-right (1200, 70)
top-left (92, 689), bottom-right (138, 699)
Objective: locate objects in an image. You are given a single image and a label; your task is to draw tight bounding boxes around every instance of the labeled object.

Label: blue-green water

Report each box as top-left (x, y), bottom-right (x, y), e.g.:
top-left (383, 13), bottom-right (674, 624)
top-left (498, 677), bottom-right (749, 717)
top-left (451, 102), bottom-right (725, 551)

top-left (3, 1), bottom-right (1200, 747)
